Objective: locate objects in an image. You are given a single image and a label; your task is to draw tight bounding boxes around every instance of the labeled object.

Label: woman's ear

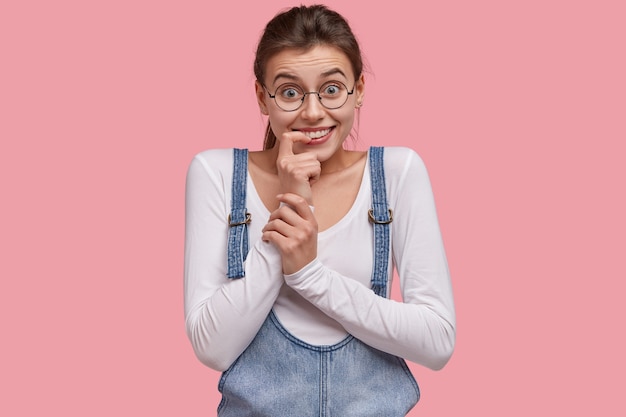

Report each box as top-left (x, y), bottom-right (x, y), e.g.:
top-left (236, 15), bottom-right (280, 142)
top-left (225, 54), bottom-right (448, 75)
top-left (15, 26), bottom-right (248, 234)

top-left (354, 73), bottom-right (365, 108)
top-left (255, 81), bottom-right (269, 115)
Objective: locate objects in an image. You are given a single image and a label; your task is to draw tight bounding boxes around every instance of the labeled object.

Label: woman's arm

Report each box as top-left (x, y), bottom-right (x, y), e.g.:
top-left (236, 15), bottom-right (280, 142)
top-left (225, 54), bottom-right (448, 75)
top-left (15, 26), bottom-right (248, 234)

top-left (284, 148), bottom-right (456, 370)
top-left (184, 150), bottom-right (284, 372)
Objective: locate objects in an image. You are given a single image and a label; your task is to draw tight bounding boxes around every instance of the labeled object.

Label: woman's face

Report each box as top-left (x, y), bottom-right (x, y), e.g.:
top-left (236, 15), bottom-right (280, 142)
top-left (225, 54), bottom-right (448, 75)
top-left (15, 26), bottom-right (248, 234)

top-left (256, 45), bottom-right (365, 162)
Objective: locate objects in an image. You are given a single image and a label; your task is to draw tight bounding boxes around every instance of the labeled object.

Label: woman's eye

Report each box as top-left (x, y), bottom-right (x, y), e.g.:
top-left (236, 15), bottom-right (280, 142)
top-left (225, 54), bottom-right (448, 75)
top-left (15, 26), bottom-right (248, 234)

top-left (280, 87), bottom-right (301, 99)
top-left (323, 84), bottom-right (341, 95)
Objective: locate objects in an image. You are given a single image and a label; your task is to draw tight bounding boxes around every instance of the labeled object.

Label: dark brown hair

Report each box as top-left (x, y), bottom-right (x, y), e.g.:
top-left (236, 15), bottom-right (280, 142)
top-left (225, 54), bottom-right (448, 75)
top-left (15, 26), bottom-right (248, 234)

top-left (254, 4), bottom-right (364, 149)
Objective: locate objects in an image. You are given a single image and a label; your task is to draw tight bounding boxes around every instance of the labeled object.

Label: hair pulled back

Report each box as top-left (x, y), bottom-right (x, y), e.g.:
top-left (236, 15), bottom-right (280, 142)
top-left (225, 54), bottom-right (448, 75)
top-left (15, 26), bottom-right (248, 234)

top-left (254, 4), bottom-right (364, 149)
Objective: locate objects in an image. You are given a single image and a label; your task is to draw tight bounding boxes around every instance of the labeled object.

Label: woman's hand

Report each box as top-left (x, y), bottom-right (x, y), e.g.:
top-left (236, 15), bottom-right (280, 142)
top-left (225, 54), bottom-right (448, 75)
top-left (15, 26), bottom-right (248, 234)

top-left (276, 132), bottom-right (321, 205)
top-left (262, 193), bottom-right (318, 275)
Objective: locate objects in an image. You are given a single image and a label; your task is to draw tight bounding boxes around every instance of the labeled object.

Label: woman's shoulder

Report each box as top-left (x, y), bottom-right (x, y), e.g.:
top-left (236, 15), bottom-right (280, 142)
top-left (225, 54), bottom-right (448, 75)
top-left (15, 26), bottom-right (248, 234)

top-left (376, 146), bottom-right (427, 176)
top-left (190, 148), bottom-right (238, 168)
top-left (376, 147), bottom-right (434, 204)
top-left (378, 146), bottom-right (423, 164)
top-left (193, 148), bottom-right (237, 164)
top-left (187, 148), bottom-right (238, 183)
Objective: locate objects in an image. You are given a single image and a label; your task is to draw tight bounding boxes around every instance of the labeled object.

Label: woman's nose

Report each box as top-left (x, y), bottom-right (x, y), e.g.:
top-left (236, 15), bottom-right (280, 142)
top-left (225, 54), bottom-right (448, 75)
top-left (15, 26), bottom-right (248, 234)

top-left (299, 93), bottom-right (325, 120)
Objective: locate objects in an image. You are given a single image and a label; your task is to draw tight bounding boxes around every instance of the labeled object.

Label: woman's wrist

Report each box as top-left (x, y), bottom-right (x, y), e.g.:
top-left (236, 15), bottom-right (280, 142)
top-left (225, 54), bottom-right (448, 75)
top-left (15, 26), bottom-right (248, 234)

top-left (283, 257), bottom-right (321, 281)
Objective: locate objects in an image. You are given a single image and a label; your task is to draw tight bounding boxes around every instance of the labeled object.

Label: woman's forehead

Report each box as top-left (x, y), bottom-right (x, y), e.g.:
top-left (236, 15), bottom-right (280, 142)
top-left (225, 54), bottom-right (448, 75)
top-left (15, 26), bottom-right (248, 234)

top-left (265, 45), bottom-right (353, 86)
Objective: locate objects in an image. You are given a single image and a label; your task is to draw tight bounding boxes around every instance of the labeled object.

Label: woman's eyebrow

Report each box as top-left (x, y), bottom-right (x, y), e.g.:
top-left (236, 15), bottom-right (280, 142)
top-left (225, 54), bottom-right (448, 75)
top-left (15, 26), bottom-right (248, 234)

top-left (272, 73), bottom-right (300, 85)
top-left (272, 68), bottom-right (349, 86)
top-left (320, 68), bottom-right (348, 79)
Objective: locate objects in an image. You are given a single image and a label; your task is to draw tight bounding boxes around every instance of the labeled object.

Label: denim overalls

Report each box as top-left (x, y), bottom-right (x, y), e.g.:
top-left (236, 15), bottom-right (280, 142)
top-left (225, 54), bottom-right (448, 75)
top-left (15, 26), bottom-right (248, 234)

top-left (219, 148), bottom-right (419, 416)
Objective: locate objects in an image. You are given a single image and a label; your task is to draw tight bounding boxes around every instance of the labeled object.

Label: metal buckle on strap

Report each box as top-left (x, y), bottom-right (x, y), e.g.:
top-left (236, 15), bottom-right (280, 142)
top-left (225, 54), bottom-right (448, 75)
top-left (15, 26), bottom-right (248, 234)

top-left (368, 209), bottom-right (393, 224)
top-left (228, 213), bottom-right (252, 227)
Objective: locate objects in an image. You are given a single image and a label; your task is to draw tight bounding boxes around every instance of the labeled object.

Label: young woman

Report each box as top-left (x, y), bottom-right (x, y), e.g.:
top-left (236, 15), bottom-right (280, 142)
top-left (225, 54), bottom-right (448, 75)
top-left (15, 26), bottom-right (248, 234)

top-left (185, 5), bottom-right (455, 416)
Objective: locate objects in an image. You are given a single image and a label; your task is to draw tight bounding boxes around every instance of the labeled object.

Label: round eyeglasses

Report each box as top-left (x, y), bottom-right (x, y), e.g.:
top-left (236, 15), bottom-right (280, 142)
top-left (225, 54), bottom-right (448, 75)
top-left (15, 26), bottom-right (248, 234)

top-left (265, 81), bottom-right (355, 112)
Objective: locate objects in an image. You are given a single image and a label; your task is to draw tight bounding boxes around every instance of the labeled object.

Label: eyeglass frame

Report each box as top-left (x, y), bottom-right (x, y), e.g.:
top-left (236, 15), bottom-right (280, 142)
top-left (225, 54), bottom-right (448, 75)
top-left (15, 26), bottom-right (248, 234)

top-left (262, 80), bottom-right (356, 112)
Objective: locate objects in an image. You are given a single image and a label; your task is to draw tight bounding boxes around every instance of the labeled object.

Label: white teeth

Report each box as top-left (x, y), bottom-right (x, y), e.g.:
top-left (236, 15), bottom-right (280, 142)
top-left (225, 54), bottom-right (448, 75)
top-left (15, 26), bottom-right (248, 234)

top-left (302, 128), bottom-right (331, 139)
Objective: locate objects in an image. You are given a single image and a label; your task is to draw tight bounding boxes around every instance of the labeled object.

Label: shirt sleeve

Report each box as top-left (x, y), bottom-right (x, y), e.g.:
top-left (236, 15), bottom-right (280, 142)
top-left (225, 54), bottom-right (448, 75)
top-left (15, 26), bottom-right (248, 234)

top-left (184, 151), bottom-right (284, 372)
top-left (284, 148), bottom-right (456, 370)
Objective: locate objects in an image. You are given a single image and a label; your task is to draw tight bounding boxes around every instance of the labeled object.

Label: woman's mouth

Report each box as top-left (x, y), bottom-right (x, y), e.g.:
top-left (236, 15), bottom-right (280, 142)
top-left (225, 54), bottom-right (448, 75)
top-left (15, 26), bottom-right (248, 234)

top-left (302, 128), bottom-right (331, 139)
top-left (296, 127), bottom-right (334, 144)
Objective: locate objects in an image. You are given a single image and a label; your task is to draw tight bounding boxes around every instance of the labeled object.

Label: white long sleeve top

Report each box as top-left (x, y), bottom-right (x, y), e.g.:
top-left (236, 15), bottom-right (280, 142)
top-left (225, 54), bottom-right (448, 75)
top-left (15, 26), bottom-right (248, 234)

top-left (184, 147), bottom-right (455, 372)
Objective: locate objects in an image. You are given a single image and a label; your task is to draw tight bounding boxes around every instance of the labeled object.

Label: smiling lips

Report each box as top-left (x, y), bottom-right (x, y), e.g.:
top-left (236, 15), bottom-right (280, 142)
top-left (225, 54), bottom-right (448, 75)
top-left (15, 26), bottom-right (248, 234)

top-left (298, 127), bottom-right (332, 139)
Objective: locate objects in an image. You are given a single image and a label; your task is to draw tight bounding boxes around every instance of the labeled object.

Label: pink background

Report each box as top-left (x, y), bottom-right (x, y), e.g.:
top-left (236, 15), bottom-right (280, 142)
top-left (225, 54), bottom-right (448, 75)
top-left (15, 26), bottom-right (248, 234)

top-left (1, 0), bottom-right (624, 415)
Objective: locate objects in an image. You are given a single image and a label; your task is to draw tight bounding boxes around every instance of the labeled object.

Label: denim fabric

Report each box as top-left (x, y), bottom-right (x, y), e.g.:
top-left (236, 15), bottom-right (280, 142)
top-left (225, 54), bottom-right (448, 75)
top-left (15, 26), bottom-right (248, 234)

top-left (227, 148), bottom-right (249, 278)
top-left (219, 147), bottom-right (417, 415)
top-left (218, 311), bottom-right (419, 417)
top-left (368, 146), bottom-right (391, 296)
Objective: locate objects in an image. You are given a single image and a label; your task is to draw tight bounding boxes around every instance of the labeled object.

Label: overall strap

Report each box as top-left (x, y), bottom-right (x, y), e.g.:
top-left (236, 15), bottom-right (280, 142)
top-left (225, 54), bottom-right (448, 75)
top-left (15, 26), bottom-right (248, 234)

top-left (227, 148), bottom-right (250, 279)
top-left (368, 146), bottom-right (393, 297)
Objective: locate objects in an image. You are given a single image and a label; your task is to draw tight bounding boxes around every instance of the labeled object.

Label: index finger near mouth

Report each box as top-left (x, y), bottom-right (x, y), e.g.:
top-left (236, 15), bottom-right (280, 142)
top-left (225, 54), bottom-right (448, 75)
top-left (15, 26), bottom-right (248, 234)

top-left (278, 132), bottom-right (310, 158)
